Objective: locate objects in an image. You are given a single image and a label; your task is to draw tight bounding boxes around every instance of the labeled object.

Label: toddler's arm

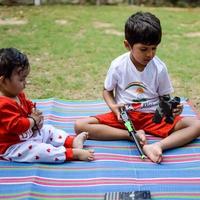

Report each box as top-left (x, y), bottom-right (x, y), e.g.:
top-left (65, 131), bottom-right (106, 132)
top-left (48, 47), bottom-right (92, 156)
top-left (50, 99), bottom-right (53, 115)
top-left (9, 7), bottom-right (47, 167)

top-left (29, 105), bottom-right (44, 130)
top-left (28, 113), bottom-right (43, 129)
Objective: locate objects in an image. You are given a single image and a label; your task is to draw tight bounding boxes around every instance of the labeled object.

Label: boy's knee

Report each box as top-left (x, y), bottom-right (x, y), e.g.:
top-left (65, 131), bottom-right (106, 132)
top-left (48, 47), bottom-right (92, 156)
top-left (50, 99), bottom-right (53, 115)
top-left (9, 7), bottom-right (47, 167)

top-left (74, 117), bottom-right (98, 135)
top-left (74, 119), bottom-right (82, 134)
top-left (189, 119), bottom-right (200, 137)
top-left (194, 120), bottom-right (200, 134)
top-left (74, 119), bottom-right (87, 134)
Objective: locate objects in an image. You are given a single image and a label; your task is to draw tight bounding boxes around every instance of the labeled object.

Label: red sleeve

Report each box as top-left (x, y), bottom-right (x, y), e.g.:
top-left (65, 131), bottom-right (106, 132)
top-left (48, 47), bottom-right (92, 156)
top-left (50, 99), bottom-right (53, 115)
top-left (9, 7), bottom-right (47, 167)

top-left (0, 102), bottom-right (30, 134)
top-left (18, 92), bottom-right (34, 114)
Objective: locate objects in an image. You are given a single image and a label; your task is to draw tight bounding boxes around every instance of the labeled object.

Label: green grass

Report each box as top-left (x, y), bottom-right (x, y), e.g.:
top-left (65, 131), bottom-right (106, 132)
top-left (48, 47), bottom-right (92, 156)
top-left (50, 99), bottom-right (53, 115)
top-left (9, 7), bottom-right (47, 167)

top-left (0, 5), bottom-right (200, 110)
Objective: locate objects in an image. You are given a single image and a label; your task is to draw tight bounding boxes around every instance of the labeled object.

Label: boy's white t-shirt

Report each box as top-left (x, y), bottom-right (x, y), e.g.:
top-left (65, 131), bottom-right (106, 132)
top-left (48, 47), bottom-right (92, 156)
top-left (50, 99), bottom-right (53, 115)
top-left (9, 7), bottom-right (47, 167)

top-left (104, 52), bottom-right (174, 113)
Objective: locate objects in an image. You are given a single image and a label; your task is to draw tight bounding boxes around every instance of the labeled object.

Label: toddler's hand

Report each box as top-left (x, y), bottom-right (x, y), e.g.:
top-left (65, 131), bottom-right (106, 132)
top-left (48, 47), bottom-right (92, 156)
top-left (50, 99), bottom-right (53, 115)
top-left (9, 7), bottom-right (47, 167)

top-left (38, 117), bottom-right (44, 129)
top-left (31, 105), bottom-right (43, 128)
top-left (32, 107), bottom-right (43, 116)
top-left (30, 112), bottom-right (43, 128)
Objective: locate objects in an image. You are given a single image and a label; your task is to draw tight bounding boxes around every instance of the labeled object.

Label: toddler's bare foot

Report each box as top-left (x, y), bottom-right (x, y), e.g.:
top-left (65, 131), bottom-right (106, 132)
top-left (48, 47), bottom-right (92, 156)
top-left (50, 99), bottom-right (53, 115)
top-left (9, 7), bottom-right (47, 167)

top-left (73, 132), bottom-right (88, 149)
top-left (135, 130), bottom-right (147, 146)
top-left (72, 149), bottom-right (95, 161)
top-left (143, 142), bottom-right (162, 163)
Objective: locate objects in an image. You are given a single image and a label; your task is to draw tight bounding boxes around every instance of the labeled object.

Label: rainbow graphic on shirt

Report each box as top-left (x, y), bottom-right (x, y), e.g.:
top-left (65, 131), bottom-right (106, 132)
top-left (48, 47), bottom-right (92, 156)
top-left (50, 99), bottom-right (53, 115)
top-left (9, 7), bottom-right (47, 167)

top-left (125, 82), bottom-right (148, 109)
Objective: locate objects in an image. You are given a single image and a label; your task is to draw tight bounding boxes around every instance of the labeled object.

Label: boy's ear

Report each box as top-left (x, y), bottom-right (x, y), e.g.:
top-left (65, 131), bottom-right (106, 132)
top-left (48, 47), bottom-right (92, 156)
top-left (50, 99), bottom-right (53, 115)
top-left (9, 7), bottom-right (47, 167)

top-left (124, 40), bottom-right (131, 51)
top-left (0, 75), bottom-right (5, 84)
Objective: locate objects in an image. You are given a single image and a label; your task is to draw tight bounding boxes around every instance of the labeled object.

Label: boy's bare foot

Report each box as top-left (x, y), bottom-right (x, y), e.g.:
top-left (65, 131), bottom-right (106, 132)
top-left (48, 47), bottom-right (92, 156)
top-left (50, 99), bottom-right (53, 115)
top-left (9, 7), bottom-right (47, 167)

top-left (143, 142), bottom-right (162, 163)
top-left (135, 130), bottom-right (147, 146)
top-left (72, 149), bottom-right (95, 161)
top-left (73, 132), bottom-right (88, 149)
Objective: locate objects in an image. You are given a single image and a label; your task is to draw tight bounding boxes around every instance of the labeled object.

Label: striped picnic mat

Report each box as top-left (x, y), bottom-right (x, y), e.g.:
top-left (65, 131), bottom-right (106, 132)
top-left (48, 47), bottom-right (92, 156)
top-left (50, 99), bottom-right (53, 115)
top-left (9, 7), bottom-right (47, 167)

top-left (0, 98), bottom-right (200, 200)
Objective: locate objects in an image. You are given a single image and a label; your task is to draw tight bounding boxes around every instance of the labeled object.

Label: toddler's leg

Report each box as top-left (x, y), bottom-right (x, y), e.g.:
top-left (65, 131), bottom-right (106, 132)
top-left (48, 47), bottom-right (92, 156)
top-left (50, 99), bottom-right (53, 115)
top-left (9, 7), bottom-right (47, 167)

top-left (64, 132), bottom-right (94, 161)
top-left (41, 124), bottom-right (69, 147)
top-left (41, 125), bottom-right (89, 149)
top-left (2, 141), bottom-right (66, 163)
top-left (72, 132), bottom-right (88, 149)
top-left (72, 149), bottom-right (95, 161)
top-left (3, 140), bottom-right (94, 163)
top-left (38, 125), bottom-right (94, 161)
top-left (41, 124), bottom-right (86, 149)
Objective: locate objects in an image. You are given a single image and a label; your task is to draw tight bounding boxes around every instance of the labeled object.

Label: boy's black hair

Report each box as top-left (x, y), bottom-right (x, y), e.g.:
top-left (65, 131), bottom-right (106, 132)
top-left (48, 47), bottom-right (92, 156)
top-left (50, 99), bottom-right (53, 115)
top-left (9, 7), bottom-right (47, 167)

top-left (125, 11), bottom-right (162, 46)
top-left (0, 48), bottom-right (29, 79)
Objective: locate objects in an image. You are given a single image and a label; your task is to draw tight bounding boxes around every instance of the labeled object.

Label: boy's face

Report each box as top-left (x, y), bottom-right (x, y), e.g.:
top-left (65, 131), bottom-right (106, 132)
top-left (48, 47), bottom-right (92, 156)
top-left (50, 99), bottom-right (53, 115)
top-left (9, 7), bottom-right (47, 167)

top-left (124, 41), bottom-right (157, 69)
top-left (0, 67), bottom-right (30, 97)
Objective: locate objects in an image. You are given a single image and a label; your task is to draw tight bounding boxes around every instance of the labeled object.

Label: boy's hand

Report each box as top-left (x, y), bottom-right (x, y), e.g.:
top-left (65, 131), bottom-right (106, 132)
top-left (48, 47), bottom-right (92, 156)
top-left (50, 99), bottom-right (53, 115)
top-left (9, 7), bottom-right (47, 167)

top-left (111, 103), bottom-right (124, 121)
top-left (173, 103), bottom-right (183, 116)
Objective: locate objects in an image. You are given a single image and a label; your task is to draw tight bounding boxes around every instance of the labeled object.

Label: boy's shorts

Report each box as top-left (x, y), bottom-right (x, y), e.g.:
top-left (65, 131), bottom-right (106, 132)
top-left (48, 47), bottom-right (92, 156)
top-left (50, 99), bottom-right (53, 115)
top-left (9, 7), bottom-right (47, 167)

top-left (95, 111), bottom-right (183, 138)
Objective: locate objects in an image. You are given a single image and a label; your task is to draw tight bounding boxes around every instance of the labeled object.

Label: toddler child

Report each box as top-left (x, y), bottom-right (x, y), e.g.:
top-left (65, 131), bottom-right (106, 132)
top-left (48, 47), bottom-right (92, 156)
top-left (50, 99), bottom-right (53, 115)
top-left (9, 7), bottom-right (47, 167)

top-left (0, 47), bottom-right (94, 163)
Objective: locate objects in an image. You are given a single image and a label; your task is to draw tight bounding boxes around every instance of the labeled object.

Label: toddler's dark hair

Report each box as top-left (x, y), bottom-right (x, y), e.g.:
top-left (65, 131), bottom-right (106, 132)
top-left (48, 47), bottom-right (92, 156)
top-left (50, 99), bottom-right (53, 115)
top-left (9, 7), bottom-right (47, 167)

top-left (0, 48), bottom-right (29, 79)
top-left (125, 11), bottom-right (162, 46)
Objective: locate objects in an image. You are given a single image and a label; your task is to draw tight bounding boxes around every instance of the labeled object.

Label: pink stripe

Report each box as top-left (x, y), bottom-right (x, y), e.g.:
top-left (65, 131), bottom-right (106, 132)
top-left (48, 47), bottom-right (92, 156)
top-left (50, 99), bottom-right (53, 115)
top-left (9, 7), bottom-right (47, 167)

top-left (87, 143), bottom-right (200, 149)
top-left (36, 101), bottom-right (107, 108)
top-left (94, 153), bottom-right (200, 163)
top-left (153, 192), bottom-right (200, 196)
top-left (86, 145), bottom-right (135, 149)
top-left (1, 176), bottom-right (200, 187)
top-left (0, 193), bottom-right (103, 199)
top-left (44, 116), bottom-right (82, 122)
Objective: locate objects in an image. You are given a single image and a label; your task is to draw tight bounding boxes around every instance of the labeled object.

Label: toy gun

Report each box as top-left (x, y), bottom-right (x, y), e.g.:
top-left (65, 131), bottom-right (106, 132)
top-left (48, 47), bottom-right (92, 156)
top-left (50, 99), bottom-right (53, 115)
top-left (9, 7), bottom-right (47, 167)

top-left (153, 96), bottom-right (181, 124)
top-left (120, 107), bottom-right (146, 159)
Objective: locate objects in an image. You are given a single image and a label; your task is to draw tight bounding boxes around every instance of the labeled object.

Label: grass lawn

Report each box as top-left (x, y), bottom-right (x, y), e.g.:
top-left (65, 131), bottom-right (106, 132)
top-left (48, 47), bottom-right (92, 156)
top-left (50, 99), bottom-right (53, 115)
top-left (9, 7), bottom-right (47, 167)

top-left (0, 5), bottom-right (200, 111)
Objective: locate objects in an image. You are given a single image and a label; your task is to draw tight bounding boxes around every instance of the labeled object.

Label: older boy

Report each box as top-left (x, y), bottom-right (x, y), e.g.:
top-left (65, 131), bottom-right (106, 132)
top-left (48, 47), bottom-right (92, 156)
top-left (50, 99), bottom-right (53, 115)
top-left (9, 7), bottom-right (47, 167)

top-left (75, 12), bottom-right (200, 163)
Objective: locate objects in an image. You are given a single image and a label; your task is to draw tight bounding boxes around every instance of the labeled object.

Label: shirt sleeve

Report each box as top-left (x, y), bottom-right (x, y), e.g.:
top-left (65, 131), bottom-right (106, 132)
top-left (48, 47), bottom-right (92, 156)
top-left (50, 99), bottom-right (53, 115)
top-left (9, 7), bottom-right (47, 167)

top-left (0, 102), bottom-right (30, 134)
top-left (157, 64), bottom-right (174, 96)
top-left (104, 63), bottom-right (119, 91)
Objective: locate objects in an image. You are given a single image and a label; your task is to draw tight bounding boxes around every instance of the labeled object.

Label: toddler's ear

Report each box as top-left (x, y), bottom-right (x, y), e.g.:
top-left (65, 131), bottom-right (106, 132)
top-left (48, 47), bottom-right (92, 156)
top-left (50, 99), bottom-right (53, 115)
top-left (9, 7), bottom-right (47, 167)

top-left (0, 75), bottom-right (7, 85)
top-left (124, 40), bottom-right (131, 51)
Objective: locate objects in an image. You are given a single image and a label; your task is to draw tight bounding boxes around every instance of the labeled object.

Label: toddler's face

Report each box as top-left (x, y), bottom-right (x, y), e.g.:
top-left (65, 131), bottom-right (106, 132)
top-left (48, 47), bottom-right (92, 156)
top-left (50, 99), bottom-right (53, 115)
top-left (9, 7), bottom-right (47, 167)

top-left (2, 67), bottom-right (30, 97)
top-left (130, 43), bottom-right (158, 69)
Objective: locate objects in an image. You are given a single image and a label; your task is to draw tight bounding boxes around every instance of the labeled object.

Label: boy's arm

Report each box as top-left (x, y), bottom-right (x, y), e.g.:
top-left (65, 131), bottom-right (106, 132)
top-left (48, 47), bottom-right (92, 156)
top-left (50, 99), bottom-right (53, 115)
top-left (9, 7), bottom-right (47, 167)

top-left (160, 94), bottom-right (183, 116)
top-left (103, 89), bottom-right (123, 120)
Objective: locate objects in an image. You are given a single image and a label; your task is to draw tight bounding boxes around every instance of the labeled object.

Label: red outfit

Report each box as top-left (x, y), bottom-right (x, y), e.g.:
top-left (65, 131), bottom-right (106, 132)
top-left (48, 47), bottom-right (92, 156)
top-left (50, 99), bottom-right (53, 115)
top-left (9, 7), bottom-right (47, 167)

top-left (95, 110), bottom-right (182, 138)
top-left (0, 93), bottom-right (74, 162)
top-left (0, 92), bottom-right (33, 154)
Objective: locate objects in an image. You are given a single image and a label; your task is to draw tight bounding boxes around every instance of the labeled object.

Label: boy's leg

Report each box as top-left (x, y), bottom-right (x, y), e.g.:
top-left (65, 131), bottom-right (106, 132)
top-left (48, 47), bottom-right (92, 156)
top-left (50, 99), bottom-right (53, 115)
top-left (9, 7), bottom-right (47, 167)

top-left (75, 117), bottom-right (146, 143)
top-left (143, 117), bottom-right (200, 163)
top-left (75, 117), bottom-right (131, 140)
